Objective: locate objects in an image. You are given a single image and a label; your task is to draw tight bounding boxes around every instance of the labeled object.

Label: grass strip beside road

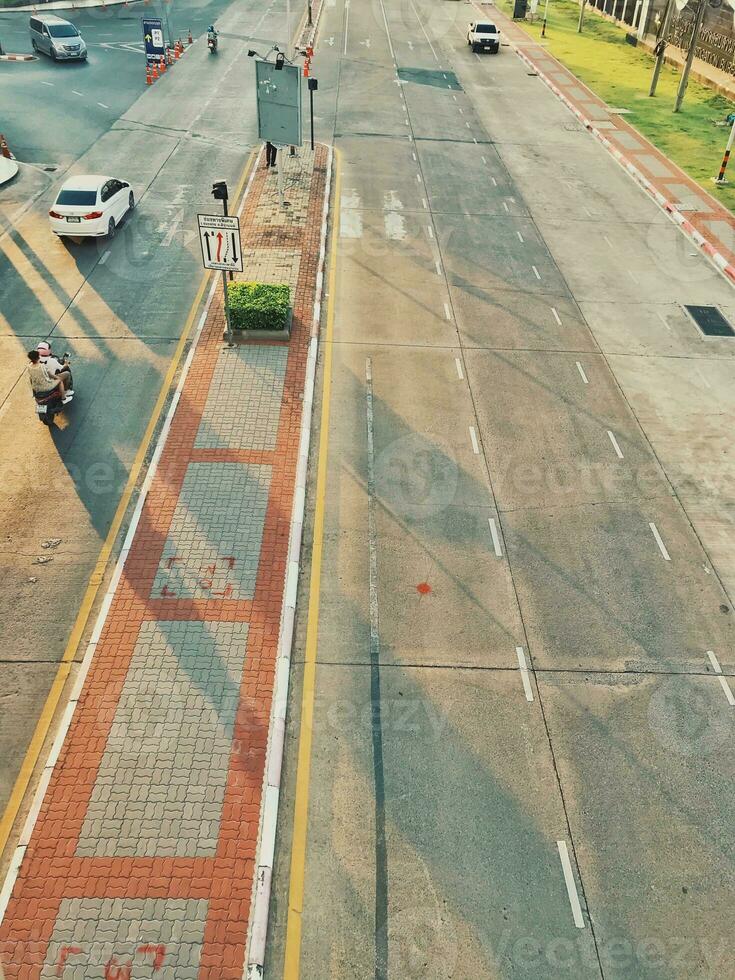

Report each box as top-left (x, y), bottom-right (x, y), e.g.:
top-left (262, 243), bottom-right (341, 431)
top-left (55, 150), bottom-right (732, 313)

top-left (498, 0), bottom-right (735, 212)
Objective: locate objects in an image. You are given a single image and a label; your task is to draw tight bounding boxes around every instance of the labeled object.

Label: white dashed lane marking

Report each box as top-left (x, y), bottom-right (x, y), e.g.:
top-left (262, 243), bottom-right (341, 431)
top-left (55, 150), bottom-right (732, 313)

top-left (649, 522), bottom-right (671, 561)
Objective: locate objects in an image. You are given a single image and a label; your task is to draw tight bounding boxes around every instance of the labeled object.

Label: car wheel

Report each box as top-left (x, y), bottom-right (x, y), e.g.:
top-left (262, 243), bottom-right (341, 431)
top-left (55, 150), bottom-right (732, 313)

top-left (31, 39), bottom-right (38, 52)
top-left (472, 43), bottom-right (478, 52)
top-left (50, 48), bottom-right (57, 61)
top-left (107, 217), bottom-right (115, 239)
top-left (128, 191), bottom-right (135, 212)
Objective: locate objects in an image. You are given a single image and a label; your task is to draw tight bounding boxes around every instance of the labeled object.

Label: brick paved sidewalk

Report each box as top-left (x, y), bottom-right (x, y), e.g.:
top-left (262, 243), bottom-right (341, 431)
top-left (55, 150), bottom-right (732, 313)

top-left (0, 145), bottom-right (330, 980)
top-left (489, 4), bottom-right (735, 275)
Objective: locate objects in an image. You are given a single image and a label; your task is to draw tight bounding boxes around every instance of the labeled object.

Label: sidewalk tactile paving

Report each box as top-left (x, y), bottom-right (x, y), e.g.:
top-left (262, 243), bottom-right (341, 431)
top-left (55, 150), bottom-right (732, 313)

top-left (77, 621), bottom-right (248, 857)
top-left (150, 462), bottom-right (271, 601)
top-left (41, 898), bottom-right (207, 978)
top-left (195, 347), bottom-right (288, 451)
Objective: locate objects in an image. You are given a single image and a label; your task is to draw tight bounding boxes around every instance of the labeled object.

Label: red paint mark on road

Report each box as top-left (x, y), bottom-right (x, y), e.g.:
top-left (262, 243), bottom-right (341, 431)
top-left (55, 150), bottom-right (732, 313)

top-left (56, 947), bottom-right (83, 976)
top-left (166, 555), bottom-right (182, 569)
top-left (160, 585), bottom-right (177, 598)
top-left (416, 582), bottom-right (432, 596)
top-left (137, 944), bottom-right (167, 970)
top-left (212, 583), bottom-right (234, 599)
top-left (223, 556), bottom-right (236, 568)
top-left (104, 959), bottom-right (132, 980)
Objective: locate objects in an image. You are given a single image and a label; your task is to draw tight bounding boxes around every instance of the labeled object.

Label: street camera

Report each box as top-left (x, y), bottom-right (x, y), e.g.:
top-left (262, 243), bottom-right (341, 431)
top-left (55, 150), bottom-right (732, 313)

top-left (211, 180), bottom-right (228, 201)
top-left (248, 49), bottom-right (256, 57)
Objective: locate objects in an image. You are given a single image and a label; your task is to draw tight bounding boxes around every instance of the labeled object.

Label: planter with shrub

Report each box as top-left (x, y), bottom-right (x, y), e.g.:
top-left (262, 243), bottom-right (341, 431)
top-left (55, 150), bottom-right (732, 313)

top-left (226, 281), bottom-right (292, 339)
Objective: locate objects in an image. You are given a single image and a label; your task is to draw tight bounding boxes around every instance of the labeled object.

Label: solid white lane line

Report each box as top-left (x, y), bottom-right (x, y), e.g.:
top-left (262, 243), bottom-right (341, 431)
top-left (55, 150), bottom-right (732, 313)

top-left (707, 651), bottom-right (735, 705)
top-left (343, 0), bottom-right (350, 54)
top-left (532, 265), bottom-right (541, 280)
top-left (649, 522), bottom-right (671, 561)
top-left (469, 426), bottom-right (480, 454)
top-left (97, 102), bottom-right (110, 109)
top-left (444, 302), bottom-right (452, 321)
top-left (99, 250), bottom-right (111, 265)
top-left (607, 430), bottom-right (624, 459)
top-left (517, 231), bottom-right (524, 243)
top-left (557, 841), bottom-right (585, 928)
top-left (552, 307), bottom-right (562, 325)
top-left (455, 357), bottom-right (463, 379)
top-left (516, 647), bottom-right (533, 701)
top-left (409, 0), bottom-right (439, 61)
top-left (576, 361), bottom-right (589, 385)
top-left (378, 0), bottom-right (396, 61)
top-left (489, 518), bottom-right (503, 558)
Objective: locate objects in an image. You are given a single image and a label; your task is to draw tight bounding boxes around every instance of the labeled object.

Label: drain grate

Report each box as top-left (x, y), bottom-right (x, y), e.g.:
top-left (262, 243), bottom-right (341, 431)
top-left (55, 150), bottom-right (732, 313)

top-left (684, 304), bottom-right (735, 338)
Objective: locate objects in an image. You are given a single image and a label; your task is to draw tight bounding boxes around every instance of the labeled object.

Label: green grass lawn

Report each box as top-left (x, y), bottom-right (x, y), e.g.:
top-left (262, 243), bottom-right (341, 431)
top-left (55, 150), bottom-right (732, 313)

top-left (497, 0), bottom-right (735, 212)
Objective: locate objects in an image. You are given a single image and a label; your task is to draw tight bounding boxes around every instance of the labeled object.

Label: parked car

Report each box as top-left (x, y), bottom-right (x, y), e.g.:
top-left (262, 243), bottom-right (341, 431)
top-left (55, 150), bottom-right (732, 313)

top-left (467, 21), bottom-right (501, 54)
top-left (29, 14), bottom-right (87, 61)
top-left (49, 175), bottom-right (134, 239)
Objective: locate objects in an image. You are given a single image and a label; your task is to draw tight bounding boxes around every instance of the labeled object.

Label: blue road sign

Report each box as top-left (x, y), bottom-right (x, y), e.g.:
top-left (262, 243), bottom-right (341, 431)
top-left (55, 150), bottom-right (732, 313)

top-left (142, 17), bottom-right (165, 63)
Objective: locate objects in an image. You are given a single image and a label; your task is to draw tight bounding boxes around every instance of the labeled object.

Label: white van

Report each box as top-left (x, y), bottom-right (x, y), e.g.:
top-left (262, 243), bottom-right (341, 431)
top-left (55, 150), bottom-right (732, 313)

top-left (29, 14), bottom-right (87, 61)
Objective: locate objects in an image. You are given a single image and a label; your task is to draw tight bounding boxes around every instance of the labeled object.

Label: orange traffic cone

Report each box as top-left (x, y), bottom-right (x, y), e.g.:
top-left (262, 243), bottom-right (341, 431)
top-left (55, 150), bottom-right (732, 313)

top-left (174, 40), bottom-right (181, 59)
top-left (188, 28), bottom-right (193, 45)
top-left (0, 134), bottom-right (11, 159)
top-left (159, 54), bottom-right (166, 73)
top-left (146, 64), bottom-right (152, 85)
top-left (151, 61), bottom-right (159, 79)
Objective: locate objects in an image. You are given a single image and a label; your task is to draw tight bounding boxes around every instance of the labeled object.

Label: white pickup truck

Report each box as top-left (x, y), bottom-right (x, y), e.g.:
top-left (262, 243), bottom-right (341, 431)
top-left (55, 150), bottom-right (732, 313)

top-left (467, 21), bottom-right (501, 53)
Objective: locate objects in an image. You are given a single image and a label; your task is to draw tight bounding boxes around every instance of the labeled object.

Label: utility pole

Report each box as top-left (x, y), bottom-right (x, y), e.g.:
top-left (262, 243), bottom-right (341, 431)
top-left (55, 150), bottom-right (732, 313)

top-left (649, 0), bottom-right (673, 96)
top-left (674, 0), bottom-right (706, 112)
top-left (578, 0), bottom-right (587, 32)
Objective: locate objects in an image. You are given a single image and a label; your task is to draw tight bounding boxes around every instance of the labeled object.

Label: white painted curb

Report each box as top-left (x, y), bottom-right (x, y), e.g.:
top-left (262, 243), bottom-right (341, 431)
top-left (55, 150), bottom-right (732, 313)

top-left (244, 144), bottom-right (334, 980)
top-left (507, 35), bottom-right (735, 287)
top-left (0, 150), bottom-right (263, 929)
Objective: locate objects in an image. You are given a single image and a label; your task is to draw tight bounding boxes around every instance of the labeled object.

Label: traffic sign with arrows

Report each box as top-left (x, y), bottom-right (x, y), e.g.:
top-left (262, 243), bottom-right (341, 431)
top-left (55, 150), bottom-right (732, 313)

top-left (142, 17), bottom-right (165, 63)
top-left (197, 213), bottom-right (243, 272)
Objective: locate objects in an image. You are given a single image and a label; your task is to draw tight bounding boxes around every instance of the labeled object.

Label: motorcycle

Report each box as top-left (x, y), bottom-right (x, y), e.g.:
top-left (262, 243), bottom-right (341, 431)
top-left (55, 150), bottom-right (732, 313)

top-left (207, 32), bottom-right (218, 53)
top-left (34, 352), bottom-right (74, 426)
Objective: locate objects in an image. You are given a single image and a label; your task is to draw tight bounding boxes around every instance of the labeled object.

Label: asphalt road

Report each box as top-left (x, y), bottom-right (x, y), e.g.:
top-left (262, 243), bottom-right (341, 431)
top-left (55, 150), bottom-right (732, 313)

top-left (0, 0), bottom-right (282, 168)
top-left (265, 0), bottom-right (735, 978)
top-left (0, 0), bottom-right (291, 856)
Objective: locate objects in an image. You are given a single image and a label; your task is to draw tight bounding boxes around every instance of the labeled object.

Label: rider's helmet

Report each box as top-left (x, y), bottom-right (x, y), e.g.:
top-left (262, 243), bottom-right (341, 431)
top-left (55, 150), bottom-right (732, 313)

top-left (37, 342), bottom-right (51, 357)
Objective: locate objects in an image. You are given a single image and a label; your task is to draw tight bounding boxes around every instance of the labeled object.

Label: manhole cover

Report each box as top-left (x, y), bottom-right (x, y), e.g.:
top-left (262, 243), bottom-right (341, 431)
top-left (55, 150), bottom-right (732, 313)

top-left (396, 67), bottom-right (463, 91)
top-left (684, 304), bottom-right (735, 337)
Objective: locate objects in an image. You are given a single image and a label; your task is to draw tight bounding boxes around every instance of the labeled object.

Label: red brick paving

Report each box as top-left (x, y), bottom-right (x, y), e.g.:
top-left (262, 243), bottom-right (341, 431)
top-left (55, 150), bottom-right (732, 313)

top-left (0, 146), bottom-right (329, 979)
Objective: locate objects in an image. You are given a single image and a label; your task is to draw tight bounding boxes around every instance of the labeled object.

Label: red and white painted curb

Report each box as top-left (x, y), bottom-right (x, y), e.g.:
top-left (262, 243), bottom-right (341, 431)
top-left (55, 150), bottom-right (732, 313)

top-left (245, 144), bottom-right (334, 980)
top-left (508, 38), bottom-right (735, 286)
top-left (0, 54), bottom-right (35, 62)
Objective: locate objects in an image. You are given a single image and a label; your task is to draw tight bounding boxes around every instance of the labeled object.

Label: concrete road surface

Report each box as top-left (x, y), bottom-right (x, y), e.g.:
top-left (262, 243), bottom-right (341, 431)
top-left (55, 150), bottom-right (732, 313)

top-left (266, 1), bottom-right (735, 978)
top-left (0, 0), bottom-right (290, 852)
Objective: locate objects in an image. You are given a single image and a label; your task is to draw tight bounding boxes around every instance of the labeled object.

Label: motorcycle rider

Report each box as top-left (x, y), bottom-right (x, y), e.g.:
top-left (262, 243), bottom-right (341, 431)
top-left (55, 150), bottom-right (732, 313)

top-left (27, 350), bottom-right (72, 404)
top-left (207, 24), bottom-right (218, 49)
top-left (37, 341), bottom-right (73, 395)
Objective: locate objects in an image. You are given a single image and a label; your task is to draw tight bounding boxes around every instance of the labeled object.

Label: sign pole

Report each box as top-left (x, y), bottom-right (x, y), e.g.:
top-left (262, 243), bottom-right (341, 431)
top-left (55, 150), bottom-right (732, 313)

top-left (222, 271), bottom-right (233, 346)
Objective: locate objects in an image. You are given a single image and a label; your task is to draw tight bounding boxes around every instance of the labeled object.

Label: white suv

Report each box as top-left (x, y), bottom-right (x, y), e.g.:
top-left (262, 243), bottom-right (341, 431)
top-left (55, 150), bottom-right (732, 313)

top-left (467, 21), bottom-right (501, 54)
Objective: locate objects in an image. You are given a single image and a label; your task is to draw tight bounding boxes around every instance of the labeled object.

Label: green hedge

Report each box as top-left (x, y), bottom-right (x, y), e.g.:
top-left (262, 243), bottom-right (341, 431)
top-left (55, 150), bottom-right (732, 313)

top-left (227, 281), bottom-right (290, 331)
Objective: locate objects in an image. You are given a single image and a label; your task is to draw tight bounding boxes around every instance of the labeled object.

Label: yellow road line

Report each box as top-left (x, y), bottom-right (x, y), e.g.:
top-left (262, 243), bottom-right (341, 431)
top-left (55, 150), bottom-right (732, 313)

top-left (282, 150), bottom-right (341, 979)
top-left (0, 149), bottom-right (257, 862)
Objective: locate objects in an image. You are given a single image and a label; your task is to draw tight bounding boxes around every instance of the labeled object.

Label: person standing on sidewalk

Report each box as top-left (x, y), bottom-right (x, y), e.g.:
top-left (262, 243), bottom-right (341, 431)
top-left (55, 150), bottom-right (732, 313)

top-left (265, 141), bottom-right (277, 168)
